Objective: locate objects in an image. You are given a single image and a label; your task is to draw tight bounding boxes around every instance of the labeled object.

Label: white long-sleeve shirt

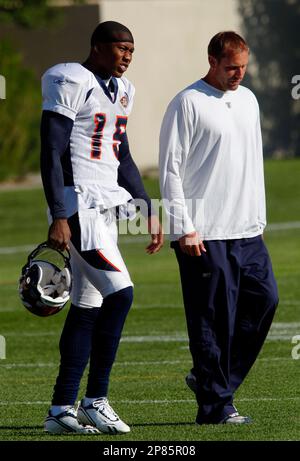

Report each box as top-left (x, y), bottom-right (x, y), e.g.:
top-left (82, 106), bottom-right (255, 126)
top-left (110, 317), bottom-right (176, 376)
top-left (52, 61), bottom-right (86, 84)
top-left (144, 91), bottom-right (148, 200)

top-left (159, 79), bottom-right (266, 241)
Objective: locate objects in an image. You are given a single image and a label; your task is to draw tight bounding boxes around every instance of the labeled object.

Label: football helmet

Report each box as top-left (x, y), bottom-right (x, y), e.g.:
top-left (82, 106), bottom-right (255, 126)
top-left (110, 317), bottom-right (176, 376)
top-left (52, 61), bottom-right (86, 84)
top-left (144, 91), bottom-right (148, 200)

top-left (19, 242), bottom-right (72, 317)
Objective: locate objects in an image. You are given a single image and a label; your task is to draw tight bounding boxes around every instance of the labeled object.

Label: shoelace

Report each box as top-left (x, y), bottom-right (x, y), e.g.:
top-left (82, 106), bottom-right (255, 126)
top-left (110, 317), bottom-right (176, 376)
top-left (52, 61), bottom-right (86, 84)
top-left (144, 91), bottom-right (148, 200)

top-left (92, 398), bottom-right (118, 420)
top-left (64, 406), bottom-right (77, 418)
top-left (64, 407), bottom-right (99, 432)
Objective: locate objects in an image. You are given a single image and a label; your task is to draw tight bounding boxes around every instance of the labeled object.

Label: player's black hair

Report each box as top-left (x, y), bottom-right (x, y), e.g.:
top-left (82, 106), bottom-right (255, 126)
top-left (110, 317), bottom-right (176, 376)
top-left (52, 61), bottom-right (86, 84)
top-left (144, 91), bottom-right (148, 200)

top-left (91, 21), bottom-right (134, 46)
top-left (208, 31), bottom-right (249, 60)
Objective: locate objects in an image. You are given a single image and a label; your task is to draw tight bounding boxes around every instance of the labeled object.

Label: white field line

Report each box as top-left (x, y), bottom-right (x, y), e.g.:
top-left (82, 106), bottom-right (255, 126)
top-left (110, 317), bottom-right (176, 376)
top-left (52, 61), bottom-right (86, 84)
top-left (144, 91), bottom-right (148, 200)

top-left (0, 396), bottom-right (299, 406)
top-left (2, 322), bottom-right (300, 342)
top-left (0, 305), bottom-right (184, 312)
top-left (267, 221), bottom-right (300, 231)
top-left (0, 356), bottom-right (293, 369)
top-left (0, 300), bottom-right (299, 314)
top-left (271, 322), bottom-right (300, 328)
top-left (0, 244), bottom-right (37, 255)
top-left (0, 220), bottom-right (300, 255)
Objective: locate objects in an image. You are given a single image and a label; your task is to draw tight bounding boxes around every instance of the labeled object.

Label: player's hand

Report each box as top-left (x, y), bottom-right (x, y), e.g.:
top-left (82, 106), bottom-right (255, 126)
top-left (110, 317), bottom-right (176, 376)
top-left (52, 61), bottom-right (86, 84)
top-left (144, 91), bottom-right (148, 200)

top-left (179, 231), bottom-right (206, 256)
top-left (48, 218), bottom-right (71, 252)
top-left (146, 215), bottom-right (164, 254)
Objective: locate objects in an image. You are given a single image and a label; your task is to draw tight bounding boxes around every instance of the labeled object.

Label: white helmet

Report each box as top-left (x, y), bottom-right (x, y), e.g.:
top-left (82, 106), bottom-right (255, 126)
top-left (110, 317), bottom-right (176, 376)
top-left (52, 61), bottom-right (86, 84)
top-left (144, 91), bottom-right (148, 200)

top-left (19, 242), bottom-right (72, 317)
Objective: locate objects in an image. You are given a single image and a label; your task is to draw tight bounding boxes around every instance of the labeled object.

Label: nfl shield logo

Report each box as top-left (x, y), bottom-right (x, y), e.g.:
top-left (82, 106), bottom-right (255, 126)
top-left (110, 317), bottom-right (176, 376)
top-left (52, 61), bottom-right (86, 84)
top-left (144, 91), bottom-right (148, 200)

top-left (120, 95), bottom-right (129, 108)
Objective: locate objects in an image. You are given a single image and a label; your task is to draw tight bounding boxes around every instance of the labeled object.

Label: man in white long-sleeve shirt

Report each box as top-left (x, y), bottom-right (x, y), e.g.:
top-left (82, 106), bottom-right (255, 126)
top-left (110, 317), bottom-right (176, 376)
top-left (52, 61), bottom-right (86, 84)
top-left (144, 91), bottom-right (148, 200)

top-left (159, 31), bottom-right (278, 425)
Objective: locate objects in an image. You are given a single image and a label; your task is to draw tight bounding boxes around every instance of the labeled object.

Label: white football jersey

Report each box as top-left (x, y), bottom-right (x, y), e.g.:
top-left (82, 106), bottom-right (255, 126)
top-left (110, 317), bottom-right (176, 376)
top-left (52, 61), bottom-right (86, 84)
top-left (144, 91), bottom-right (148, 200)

top-left (42, 63), bottom-right (135, 213)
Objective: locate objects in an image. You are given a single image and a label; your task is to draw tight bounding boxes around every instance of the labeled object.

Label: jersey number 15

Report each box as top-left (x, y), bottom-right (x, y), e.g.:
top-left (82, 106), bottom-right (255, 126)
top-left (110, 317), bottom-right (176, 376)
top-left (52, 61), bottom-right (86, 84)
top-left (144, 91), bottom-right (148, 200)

top-left (91, 113), bottom-right (128, 160)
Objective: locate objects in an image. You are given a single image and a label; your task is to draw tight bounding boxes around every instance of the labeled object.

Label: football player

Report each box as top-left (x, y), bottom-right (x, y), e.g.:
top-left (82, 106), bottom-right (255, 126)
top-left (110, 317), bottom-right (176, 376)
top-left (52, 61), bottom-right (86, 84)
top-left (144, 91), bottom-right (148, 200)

top-left (41, 21), bottom-right (163, 434)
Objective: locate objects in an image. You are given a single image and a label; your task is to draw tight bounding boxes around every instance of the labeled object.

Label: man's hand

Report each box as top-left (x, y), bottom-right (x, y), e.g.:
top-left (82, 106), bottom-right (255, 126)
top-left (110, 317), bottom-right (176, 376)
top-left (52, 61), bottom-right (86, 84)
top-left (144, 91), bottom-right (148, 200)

top-left (179, 231), bottom-right (206, 256)
top-left (48, 218), bottom-right (71, 251)
top-left (146, 215), bottom-right (164, 254)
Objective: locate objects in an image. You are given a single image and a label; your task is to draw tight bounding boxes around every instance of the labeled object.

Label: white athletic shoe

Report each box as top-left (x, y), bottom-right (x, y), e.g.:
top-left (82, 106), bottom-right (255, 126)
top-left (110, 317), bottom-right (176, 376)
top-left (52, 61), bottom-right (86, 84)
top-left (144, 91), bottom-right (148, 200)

top-left (222, 412), bottom-right (251, 424)
top-left (77, 398), bottom-right (130, 434)
top-left (44, 406), bottom-right (100, 434)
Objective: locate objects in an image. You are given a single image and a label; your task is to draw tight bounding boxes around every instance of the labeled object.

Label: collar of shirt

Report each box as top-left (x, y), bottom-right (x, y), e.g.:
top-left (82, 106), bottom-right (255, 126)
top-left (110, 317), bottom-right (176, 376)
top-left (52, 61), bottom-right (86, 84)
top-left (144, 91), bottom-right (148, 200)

top-left (96, 75), bottom-right (118, 103)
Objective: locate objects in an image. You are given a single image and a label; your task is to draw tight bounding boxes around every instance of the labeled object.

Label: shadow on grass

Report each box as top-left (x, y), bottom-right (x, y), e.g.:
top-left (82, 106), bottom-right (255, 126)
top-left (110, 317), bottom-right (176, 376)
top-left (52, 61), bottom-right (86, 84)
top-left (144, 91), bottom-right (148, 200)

top-left (0, 421), bottom-right (195, 432)
top-left (126, 422), bottom-right (195, 428)
top-left (0, 426), bottom-right (41, 430)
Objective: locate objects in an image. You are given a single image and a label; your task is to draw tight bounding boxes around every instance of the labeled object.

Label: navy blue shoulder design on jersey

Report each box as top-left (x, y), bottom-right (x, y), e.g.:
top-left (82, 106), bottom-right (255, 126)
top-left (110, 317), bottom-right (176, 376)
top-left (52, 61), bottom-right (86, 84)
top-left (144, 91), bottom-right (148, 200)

top-left (40, 110), bottom-right (152, 219)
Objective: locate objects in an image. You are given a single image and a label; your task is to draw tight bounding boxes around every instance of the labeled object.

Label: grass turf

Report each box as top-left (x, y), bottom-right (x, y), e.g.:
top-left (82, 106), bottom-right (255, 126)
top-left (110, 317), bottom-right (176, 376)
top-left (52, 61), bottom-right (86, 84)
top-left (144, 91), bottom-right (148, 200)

top-left (0, 159), bottom-right (299, 441)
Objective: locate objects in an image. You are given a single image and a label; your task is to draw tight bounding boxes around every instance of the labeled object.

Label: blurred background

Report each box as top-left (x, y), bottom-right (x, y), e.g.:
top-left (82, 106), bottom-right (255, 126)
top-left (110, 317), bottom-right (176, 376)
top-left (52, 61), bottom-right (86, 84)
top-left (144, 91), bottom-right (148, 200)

top-left (0, 0), bottom-right (299, 180)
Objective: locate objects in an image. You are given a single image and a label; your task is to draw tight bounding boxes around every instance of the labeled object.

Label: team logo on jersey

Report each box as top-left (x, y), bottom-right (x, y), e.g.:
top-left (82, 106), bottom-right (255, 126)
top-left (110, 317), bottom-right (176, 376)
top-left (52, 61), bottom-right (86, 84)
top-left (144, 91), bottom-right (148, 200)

top-left (120, 94), bottom-right (129, 108)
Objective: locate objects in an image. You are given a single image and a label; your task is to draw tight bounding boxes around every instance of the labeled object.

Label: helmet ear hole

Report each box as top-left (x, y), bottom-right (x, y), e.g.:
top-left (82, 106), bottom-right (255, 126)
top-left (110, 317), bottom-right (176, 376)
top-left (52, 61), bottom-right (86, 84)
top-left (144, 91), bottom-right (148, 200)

top-left (19, 242), bottom-right (72, 317)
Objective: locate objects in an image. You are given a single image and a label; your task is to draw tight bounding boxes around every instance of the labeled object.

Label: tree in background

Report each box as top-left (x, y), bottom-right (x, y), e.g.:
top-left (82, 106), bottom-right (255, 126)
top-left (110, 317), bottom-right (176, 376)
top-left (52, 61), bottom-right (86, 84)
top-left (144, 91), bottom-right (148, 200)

top-left (0, 0), bottom-right (58, 28)
top-left (239, 0), bottom-right (300, 157)
top-left (0, 0), bottom-right (84, 180)
top-left (0, 39), bottom-right (41, 180)
top-left (0, 0), bottom-right (84, 27)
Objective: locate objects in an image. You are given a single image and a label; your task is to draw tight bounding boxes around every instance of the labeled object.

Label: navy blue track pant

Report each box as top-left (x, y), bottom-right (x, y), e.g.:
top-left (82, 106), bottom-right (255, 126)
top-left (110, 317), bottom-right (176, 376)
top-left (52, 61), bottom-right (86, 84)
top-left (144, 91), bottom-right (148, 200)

top-left (172, 235), bottom-right (278, 424)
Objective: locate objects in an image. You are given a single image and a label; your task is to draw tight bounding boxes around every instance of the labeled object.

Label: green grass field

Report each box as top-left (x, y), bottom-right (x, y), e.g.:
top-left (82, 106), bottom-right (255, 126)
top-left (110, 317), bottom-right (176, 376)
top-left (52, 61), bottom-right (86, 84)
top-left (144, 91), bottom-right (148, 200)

top-left (0, 159), bottom-right (299, 442)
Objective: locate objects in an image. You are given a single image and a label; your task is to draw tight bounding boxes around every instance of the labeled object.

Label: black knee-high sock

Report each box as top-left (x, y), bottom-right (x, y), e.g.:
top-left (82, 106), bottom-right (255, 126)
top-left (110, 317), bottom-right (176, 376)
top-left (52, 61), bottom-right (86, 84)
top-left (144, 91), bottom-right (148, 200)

top-left (52, 303), bottom-right (100, 405)
top-left (86, 286), bottom-right (133, 398)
